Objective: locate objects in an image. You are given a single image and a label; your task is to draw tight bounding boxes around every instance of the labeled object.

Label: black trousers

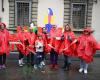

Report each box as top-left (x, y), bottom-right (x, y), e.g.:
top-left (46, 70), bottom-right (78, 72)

top-left (50, 49), bottom-right (58, 65)
top-left (27, 52), bottom-right (34, 65)
top-left (0, 53), bottom-right (6, 65)
top-left (19, 51), bottom-right (24, 60)
top-left (63, 55), bottom-right (71, 68)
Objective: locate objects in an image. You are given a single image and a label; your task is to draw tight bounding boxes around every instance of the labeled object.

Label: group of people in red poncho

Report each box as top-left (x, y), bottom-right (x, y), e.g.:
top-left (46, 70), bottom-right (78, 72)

top-left (0, 22), bottom-right (100, 74)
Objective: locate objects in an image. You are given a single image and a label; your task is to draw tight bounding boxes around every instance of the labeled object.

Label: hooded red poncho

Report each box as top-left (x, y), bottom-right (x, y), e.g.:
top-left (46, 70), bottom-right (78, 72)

top-left (0, 23), bottom-right (10, 55)
top-left (77, 34), bottom-right (100, 63)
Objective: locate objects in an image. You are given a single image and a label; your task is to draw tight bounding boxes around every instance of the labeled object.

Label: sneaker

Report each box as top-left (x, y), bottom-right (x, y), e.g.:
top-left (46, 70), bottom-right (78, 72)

top-left (2, 65), bottom-right (6, 69)
top-left (84, 69), bottom-right (88, 74)
top-left (41, 61), bottom-right (45, 66)
top-left (19, 64), bottom-right (23, 67)
top-left (21, 59), bottom-right (25, 65)
top-left (18, 60), bottom-right (23, 67)
top-left (39, 64), bottom-right (43, 69)
top-left (79, 68), bottom-right (83, 73)
top-left (34, 65), bottom-right (38, 70)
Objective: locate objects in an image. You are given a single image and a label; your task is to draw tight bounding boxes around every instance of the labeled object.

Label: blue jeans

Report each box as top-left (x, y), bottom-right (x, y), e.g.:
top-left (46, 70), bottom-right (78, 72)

top-left (34, 52), bottom-right (44, 65)
top-left (63, 55), bottom-right (71, 68)
top-left (80, 59), bottom-right (88, 70)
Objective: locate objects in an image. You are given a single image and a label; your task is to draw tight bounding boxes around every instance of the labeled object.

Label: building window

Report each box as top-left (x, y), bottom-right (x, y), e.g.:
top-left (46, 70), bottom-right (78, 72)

top-left (71, 3), bottom-right (87, 29)
top-left (15, 1), bottom-right (31, 26)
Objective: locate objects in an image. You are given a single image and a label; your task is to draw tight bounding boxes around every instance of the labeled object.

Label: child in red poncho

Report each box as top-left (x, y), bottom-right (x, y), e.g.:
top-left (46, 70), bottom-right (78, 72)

top-left (0, 23), bottom-right (10, 69)
top-left (77, 27), bottom-right (100, 74)
top-left (60, 24), bottom-right (77, 71)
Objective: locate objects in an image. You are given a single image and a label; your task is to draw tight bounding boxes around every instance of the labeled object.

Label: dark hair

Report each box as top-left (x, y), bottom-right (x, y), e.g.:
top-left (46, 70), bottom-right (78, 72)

top-left (52, 25), bottom-right (57, 28)
top-left (42, 27), bottom-right (46, 30)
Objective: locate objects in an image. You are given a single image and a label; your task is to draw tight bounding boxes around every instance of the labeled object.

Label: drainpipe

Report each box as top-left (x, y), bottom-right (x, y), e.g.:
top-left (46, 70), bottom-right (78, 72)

top-left (2, 0), bottom-right (4, 12)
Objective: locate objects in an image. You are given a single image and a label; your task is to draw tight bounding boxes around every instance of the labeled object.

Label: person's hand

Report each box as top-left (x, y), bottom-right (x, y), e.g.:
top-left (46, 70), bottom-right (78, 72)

top-left (63, 47), bottom-right (68, 51)
top-left (47, 53), bottom-right (50, 55)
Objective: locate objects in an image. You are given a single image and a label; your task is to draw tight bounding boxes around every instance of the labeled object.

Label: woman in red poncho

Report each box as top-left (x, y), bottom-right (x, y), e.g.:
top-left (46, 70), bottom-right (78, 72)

top-left (16, 26), bottom-right (25, 66)
top-left (59, 24), bottom-right (77, 71)
top-left (48, 25), bottom-right (63, 69)
top-left (77, 27), bottom-right (100, 74)
top-left (0, 23), bottom-right (10, 69)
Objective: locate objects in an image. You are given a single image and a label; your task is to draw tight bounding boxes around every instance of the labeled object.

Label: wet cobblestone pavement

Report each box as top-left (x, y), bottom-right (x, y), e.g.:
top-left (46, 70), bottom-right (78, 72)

top-left (0, 54), bottom-right (100, 80)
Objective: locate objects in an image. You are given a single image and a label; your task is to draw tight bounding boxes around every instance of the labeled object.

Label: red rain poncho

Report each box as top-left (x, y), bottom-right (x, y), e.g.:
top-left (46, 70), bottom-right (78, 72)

top-left (59, 31), bottom-right (77, 56)
top-left (48, 28), bottom-right (63, 54)
top-left (27, 32), bottom-right (37, 54)
top-left (16, 26), bottom-right (25, 54)
top-left (0, 23), bottom-right (10, 55)
top-left (77, 34), bottom-right (100, 63)
top-left (16, 26), bottom-right (30, 56)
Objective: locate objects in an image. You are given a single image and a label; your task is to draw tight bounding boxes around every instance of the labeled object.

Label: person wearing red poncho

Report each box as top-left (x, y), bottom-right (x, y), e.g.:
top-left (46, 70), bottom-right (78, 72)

top-left (48, 25), bottom-right (62, 70)
top-left (59, 24), bottom-right (77, 71)
top-left (77, 27), bottom-right (100, 74)
top-left (22, 26), bottom-right (31, 66)
top-left (0, 23), bottom-right (10, 69)
top-left (16, 26), bottom-right (25, 66)
top-left (42, 27), bottom-right (51, 54)
top-left (27, 27), bottom-right (37, 66)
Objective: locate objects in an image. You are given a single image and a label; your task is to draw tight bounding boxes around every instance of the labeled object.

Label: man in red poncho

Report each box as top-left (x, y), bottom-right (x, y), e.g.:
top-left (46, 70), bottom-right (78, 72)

top-left (48, 25), bottom-right (63, 69)
top-left (0, 23), bottom-right (10, 69)
top-left (42, 27), bottom-right (51, 54)
top-left (77, 27), bottom-right (100, 74)
top-left (59, 24), bottom-right (77, 71)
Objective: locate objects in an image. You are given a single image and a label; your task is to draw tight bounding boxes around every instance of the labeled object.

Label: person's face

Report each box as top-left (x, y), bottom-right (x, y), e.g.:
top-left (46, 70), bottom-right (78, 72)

top-left (38, 36), bottom-right (42, 39)
top-left (23, 29), bottom-right (28, 32)
top-left (65, 25), bottom-right (70, 31)
top-left (0, 25), bottom-right (5, 31)
top-left (52, 25), bottom-right (57, 30)
top-left (84, 31), bottom-right (90, 35)
top-left (43, 28), bottom-right (47, 33)
top-left (17, 27), bottom-right (22, 32)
